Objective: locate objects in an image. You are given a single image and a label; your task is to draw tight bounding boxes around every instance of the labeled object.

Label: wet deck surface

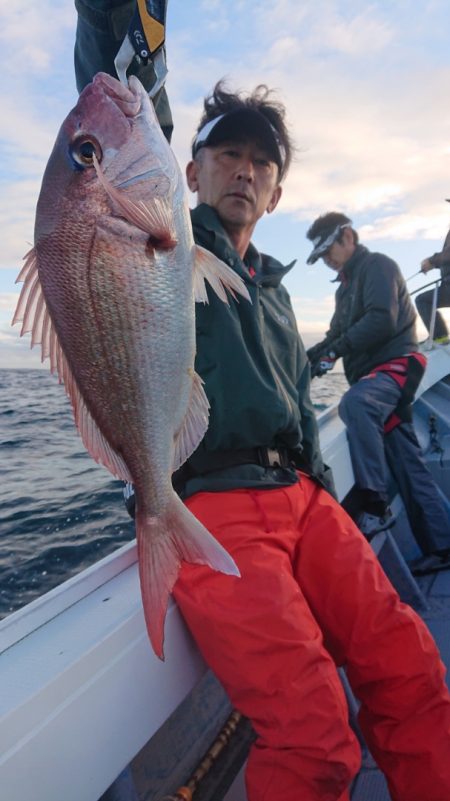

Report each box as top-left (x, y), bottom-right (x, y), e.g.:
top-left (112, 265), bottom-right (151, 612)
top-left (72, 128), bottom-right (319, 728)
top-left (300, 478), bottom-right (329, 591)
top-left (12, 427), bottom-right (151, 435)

top-left (351, 566), bottom-right (450, 800)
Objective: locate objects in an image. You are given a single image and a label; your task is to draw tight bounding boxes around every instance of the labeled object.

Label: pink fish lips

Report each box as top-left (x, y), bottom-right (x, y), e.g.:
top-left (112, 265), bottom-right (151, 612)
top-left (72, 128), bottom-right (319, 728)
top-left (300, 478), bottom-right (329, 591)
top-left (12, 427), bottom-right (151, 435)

top-left (12, 72), bottom-right (250, 659)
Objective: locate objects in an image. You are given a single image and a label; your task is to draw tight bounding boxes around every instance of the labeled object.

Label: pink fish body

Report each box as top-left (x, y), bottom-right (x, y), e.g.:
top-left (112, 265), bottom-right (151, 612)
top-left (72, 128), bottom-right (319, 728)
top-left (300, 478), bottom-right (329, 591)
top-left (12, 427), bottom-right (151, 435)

top-left (13, 73), bottom-right (249, 658)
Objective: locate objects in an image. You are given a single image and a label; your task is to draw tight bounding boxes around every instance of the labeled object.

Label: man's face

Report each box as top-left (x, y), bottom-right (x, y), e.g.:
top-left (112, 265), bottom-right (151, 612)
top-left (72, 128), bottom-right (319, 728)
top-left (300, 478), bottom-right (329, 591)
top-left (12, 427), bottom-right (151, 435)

top-left (186, 139), bottom-right (282, 235)
top-left (322, 229), bottom-right (355, 271)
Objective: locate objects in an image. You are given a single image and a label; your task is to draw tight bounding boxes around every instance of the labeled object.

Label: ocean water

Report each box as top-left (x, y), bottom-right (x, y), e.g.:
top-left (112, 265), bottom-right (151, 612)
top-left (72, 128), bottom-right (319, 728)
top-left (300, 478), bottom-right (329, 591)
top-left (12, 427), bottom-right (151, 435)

top-left (0, 368), bottom-right (348, 619)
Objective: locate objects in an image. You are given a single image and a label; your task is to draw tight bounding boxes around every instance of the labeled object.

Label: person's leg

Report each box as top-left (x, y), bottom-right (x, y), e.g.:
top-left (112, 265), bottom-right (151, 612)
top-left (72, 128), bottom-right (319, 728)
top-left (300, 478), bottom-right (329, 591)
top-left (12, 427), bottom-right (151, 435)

top-left (385, 422), bottom-right (450, 555)
top-left (434, 279), bottom-right (450, 338)
top-left (294, 476), bottom-right (450, 801)
top-left (416, 286), bottom-right (449, 339)
top-left (338, 373), bottom-right (400, 508)
top-left (74, 0), bottom-right (173, 140)
top-left (416, 287), bottom-right (435, 334)
top-left (174, 487), bottom-right (360, 801)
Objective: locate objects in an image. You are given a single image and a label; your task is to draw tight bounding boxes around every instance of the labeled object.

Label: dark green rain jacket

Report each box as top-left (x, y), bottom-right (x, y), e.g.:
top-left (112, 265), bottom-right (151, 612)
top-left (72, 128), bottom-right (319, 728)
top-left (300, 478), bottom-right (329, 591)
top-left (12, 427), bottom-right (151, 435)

top-left (175, 204), bottom-right (331, 498)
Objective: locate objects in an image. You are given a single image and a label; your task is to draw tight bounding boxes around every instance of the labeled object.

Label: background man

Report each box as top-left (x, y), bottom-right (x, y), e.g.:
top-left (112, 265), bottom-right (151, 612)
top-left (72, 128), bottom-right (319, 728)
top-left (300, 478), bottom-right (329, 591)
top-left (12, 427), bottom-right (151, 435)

top-left (416, 200), bottom-right (450, 344)
top-left (306, 211), bottom-right (450, 575)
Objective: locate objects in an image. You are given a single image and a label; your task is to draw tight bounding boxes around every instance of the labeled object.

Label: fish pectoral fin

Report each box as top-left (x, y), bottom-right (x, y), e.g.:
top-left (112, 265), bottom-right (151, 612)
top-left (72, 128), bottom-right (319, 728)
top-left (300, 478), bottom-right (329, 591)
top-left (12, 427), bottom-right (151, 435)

top-left (12, 247), bottom-right (132, 483)
top-left (172, 371), bottom-right (209, 472)
top-left (93, 154), bottom-right (177, 246)
top-left (136, 492), bottom-right (240, 659)
top-left (193, 245), bottom-right (252, 305)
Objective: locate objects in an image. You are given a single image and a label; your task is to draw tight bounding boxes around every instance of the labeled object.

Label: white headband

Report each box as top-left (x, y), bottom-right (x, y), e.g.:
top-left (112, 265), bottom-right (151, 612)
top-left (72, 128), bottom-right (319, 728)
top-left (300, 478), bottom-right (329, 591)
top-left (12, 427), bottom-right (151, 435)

top-left (192, 110), bottom-right (286, 172)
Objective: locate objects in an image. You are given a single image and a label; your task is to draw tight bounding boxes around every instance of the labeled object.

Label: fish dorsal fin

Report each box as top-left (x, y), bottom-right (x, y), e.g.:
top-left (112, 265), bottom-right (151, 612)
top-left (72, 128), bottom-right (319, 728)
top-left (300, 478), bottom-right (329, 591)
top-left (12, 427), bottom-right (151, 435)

top-left (93, 154), bottom-right (177, 248)
top-left (193, 245), bottom-right (251, 305)
top-left (172, 371), bottom-right (209, 472)
top-left (12, 249), bottom-right (132, 483)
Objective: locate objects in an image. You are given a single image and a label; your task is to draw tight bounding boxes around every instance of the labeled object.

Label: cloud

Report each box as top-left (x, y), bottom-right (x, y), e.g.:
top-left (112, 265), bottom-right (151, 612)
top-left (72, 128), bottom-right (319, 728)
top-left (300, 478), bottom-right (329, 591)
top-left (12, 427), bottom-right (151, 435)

top-left (0, 292), bottom-right (41, 367)
top-left (0, 5), bottom-right (78, 277)
top-left (317, 8), bottom-right (393, 56)
top-left (0, 318), bottom-right (44, 369)
top-left (263, 3), bottom-right (394, 60)
top-left (165, 0), bottom-right (450, 244)
top-left (0, 181), bottom-right (42, 271)
top-left (360, 210), bottom-right (450, 242)
top-left (0, 5), bottom-right (75, 75)
top-left (289, 293), bottom-right (336, 344)
top-left (2, 0), bottom-right (450, 373)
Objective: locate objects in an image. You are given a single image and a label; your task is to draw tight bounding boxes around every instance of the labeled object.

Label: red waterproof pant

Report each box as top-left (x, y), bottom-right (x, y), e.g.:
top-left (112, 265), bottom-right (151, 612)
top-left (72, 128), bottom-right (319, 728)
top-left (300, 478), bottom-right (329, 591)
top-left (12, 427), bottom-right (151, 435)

top-left (173, 475), bottom-right (450, 801)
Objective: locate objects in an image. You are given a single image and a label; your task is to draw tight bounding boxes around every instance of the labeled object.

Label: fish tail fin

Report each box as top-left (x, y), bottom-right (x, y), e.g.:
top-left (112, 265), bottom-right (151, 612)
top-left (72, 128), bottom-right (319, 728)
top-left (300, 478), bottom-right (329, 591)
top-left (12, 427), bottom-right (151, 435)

top-left (136, 492), bottom-right (239, 659)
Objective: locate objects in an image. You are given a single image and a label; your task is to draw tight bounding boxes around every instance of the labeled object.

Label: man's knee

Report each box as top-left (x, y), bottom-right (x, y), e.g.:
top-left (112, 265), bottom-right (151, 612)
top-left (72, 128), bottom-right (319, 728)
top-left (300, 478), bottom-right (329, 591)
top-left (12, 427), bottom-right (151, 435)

top-left (338, 385), bottom-right (366, 425)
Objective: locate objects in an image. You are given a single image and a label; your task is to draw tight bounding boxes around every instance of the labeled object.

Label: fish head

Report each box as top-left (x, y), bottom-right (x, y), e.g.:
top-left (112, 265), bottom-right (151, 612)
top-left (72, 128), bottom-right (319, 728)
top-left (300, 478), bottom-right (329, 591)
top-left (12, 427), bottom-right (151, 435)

top-left (35, 72), bottom-right (181, 242)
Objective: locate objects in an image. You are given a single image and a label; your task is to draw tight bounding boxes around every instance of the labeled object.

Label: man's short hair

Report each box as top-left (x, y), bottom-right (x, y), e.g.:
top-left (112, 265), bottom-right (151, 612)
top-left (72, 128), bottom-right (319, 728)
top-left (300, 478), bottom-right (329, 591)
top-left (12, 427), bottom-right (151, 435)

top-left (191, 80), bottom-right (294, 181)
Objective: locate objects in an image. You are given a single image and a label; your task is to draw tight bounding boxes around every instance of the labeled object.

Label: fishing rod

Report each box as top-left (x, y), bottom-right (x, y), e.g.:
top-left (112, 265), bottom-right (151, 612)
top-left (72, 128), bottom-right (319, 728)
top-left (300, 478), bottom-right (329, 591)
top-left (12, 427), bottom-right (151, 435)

top-left (406, 269), bottom-right (424, 282)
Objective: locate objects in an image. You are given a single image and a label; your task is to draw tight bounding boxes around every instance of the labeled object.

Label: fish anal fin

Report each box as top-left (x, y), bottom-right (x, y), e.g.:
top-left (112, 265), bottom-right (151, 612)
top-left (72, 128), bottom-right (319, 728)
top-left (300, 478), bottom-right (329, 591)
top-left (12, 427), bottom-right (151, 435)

top-left (193, 245), bottom-right (251, 305)
top-left (172, 371), bottom-right (209, 472)
top-left (136, 492), bottom-right (240, 659)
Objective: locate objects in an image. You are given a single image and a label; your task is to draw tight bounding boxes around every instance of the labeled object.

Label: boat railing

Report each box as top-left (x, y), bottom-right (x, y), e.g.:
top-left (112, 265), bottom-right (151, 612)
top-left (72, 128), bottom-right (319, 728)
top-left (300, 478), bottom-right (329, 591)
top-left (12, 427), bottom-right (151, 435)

top-left (409, 276), bottom-right (442, 350)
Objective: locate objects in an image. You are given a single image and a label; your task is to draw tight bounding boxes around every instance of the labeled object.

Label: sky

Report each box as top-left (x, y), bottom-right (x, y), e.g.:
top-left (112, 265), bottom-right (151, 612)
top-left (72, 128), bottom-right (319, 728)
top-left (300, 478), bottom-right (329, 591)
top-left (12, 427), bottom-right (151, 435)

top-left (1, 0), bottom-right (450, 369)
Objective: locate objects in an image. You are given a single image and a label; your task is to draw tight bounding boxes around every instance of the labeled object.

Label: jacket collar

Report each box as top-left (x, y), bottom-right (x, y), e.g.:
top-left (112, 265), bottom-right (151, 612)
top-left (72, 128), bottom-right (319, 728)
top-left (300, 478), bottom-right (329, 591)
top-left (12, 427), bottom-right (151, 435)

top-left (190, 204), bottom-right (296, 287)
top-left (341, 244), bottom-right (369, 280)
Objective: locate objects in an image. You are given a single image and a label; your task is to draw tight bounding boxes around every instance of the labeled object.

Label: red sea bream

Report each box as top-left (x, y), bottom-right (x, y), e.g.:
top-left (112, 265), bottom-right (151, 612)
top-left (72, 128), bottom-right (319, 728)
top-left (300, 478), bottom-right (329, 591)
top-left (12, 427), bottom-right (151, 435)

top-left (13, 72), bottom-right (249, 658)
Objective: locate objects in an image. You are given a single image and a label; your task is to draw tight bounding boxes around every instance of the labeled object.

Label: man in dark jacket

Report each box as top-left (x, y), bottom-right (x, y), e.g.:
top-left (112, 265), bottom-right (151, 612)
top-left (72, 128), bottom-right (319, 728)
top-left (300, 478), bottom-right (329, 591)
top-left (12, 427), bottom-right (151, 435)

top-left (306, 212), bottom-right (450, 568)
top-left (171, 91), bottom-right (450, 801)
top-left (416, 202), bottom-right (450, 343)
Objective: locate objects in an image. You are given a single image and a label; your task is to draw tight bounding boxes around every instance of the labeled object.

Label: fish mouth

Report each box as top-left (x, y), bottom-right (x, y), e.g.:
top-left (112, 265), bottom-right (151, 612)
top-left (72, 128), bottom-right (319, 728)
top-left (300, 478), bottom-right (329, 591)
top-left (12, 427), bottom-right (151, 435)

top-left (93, 72), bottom-right (142, 118)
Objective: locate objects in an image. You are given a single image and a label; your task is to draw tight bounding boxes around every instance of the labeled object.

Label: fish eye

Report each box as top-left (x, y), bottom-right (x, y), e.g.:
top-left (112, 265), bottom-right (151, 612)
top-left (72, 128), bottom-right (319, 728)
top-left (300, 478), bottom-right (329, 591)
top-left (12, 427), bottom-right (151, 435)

top-left (70, 136), bottom-right (103, 167)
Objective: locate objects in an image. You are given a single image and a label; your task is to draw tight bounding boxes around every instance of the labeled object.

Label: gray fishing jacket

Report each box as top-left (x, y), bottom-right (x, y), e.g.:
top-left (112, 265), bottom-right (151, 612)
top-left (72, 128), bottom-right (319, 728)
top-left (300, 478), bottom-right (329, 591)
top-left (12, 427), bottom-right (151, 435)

top-left (312, 245), bottom-right (418, 385)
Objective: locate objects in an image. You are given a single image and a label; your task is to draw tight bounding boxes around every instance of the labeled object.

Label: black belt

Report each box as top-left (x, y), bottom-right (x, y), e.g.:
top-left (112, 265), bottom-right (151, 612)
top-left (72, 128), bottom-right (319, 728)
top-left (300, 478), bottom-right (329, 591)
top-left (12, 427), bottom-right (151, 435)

top-left (170, 447), bottom-right (332, 499)
top-left (178, 446), bottom-right (302, 477)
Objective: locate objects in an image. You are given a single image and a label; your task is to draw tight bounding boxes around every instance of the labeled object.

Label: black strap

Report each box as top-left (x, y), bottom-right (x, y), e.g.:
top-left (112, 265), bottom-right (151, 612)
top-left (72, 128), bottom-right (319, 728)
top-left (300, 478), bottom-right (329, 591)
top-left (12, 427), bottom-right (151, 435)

top-left (189, 446), bottom-right (298, 474)
top-left (383, 354), bottom-right (426, 432)
top-left (172, 446), bottom-right (305, 492)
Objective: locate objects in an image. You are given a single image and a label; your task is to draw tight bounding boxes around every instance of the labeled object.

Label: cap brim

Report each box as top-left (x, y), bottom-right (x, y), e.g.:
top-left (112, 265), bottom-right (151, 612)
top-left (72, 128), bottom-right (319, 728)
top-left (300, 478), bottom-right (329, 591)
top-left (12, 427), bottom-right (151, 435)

top-left (307, 241), bottom-right (330, 265)
top-left (306, 221), bottom-right (352, 265)
top-left (196, 109), bottom-right (284, 172)
top-left (306, 249), bottom-right (321, 265)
